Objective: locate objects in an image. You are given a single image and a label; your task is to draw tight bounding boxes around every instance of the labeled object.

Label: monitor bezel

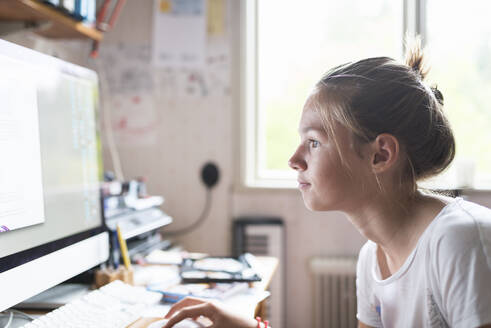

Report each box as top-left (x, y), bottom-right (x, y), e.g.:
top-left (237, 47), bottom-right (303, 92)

top-left (0, 225), bottom-right (106, 274)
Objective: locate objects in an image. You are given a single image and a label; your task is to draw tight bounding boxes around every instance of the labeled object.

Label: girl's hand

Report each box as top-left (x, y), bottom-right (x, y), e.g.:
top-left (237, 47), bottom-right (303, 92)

top-left (162, 296), bottom-right (257, 328)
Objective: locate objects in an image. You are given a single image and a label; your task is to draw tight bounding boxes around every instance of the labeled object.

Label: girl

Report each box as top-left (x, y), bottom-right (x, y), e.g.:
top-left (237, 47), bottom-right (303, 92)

top-left (163, 46), bottom-right (491, 328)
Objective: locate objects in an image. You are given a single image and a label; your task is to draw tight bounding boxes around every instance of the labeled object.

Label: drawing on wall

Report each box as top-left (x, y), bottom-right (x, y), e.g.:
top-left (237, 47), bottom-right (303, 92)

top-left (154, 68), bottom-right (178, 99)
top-left (109, 92), bottom-right (159, 146)
top-left (99, 43), bottom-right (153, 94)
top-left (152, 0), bottom-right (207, 68)
top-left (98, 43), bottom-right (158, 146)
top-left (205, 48), bottom-right (230, 96)
top-left (184, 71), bottom-right (207, 96)
top-left (95, 0), bottom-right (232, 150)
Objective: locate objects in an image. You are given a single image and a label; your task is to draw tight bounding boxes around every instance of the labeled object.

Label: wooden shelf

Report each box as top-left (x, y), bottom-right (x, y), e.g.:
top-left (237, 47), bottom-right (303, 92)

top-left (0, 0), bottom-right (103, 41)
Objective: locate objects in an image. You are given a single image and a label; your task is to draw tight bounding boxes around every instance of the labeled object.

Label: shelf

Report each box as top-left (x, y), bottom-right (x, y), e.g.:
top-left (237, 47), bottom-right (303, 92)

top-left (0, 0), bottom-right (103, 41)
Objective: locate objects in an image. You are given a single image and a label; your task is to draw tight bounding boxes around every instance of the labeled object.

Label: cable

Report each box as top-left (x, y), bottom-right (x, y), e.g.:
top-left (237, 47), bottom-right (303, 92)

top-left (162, 162), bottom-right (219, 237)
top-left (162, 188), bottom-right (212, 237)
top-left (4, 312), bottom-right (12, 328)
top-left (5, 310), bottom-right (34, 321)
top-left (0, 309), bottom-right (34, 328)
top-left (88, 56), bottom-right (125, 181)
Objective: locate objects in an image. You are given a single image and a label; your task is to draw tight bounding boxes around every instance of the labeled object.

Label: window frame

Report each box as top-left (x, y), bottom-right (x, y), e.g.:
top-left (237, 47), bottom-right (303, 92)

top-left (240, 0), bottom-right (298, 189)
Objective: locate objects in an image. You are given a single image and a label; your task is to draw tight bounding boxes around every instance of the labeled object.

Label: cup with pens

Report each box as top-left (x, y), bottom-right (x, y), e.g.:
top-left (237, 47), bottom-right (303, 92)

top-left (95, 224), bottom-right (134, 287)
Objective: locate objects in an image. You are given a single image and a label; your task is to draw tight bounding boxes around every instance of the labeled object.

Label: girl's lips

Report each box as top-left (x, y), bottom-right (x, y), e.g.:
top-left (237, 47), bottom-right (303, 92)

top-left (298, 181), bottom-right (311, 189)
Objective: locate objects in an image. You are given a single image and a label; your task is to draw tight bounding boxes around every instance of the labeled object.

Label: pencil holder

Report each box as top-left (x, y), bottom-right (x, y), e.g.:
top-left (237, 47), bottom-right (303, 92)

top-left (94, 266), bottom-right (134, 288)
top-left (117, 266), bottom-right (134, 284)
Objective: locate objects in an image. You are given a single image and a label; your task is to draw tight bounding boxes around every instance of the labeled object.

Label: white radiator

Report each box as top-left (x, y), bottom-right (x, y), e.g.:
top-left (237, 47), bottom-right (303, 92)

top-left (310, 257), bottom-right (358, 328)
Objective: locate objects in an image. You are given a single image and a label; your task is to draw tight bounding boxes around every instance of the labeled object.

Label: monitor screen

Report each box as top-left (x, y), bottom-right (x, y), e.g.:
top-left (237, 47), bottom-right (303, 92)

top-left (0, 39), bottom-right (108, 311)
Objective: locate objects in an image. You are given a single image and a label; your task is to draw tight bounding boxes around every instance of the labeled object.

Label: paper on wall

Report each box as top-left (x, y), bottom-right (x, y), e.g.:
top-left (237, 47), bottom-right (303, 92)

top-left (152, 0), bottom-right (207, 68)
top-left (207, 0), bottom-right (225, 36)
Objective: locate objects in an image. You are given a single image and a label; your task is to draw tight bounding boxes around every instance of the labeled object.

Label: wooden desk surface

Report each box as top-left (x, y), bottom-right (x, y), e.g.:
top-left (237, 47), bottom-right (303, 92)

top-left (252, 256), bottom-right (279, 291)
top-left (127, 256), bottom-right (278, 328)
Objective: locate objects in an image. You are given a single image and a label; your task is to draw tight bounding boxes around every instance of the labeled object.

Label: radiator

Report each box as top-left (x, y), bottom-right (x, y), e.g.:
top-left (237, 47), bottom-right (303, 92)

top-left (310, 257), bottom-right (358, 328)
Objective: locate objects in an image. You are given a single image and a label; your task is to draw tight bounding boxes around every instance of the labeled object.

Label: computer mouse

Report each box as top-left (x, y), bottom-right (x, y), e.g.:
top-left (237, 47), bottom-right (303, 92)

top-left (146, 318), bottom-right (205, 328)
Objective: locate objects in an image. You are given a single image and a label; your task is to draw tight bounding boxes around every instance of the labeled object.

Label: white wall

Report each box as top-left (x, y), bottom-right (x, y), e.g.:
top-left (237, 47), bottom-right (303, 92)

top-left (98, 0), bottom-right (233, 256)
top-left (2, 2), bottom-right (490, 327)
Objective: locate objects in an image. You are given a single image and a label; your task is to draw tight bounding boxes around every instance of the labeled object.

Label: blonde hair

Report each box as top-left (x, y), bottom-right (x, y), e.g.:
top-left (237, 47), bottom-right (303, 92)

top-left (310, 43), bottom-right (455, 192)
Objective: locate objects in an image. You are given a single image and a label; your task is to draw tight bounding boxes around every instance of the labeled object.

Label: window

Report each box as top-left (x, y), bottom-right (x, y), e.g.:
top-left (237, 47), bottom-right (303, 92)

top-left (242, 0), bottom-right (491, 189)
top-left (423, 0), bottom-right (491, 188)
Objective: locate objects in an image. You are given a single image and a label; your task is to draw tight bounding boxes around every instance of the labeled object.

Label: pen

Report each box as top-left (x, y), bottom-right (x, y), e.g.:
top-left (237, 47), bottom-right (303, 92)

top-left (116, 224), bottom-right (132, 270)
top-left (111, 229), bottom-right (120, 269)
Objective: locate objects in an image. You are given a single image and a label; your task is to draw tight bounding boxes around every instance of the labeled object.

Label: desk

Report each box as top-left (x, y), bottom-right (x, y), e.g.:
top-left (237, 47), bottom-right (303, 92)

top-left (128, 256), bottom-right (278, 328)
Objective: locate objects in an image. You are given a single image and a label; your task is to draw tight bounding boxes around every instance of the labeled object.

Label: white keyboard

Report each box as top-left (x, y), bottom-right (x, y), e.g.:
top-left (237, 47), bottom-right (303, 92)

top-left (21, 280), bottom-right (162, 328)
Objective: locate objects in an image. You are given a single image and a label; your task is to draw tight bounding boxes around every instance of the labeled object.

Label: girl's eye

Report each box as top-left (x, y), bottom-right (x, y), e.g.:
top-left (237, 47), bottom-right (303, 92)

top-left (309, 139), bottom-right (319, 148)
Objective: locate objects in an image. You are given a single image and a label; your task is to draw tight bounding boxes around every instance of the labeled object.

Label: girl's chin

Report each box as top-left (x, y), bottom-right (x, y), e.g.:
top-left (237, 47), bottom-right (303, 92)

top-left (302, 196), bottom-right (332, 212)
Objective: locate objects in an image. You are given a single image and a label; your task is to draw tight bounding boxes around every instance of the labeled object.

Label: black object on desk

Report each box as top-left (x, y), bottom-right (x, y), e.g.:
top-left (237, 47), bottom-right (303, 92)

top-left (179, 253), bottom-right (262, 283)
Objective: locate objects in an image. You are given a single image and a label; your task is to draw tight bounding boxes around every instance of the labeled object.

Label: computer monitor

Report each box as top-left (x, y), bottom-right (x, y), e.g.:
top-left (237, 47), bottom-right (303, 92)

top-left (0, 39), bottom-right (109, 312)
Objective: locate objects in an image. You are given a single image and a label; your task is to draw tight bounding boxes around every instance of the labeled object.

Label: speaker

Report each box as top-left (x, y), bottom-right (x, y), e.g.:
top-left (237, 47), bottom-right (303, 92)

top-left (233, 217), bottom-right (285, 328)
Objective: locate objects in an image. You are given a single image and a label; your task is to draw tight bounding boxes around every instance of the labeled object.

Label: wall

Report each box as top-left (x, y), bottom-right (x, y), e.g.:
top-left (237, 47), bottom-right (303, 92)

top-left (2, 2), bottom-right (490, 328)
top-left (97, 0), bottom-right (233, 256)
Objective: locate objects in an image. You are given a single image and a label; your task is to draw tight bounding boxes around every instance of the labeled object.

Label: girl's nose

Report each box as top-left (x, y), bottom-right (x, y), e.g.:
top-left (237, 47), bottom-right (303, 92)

top-left (288, 148), bottom-right (307, 171)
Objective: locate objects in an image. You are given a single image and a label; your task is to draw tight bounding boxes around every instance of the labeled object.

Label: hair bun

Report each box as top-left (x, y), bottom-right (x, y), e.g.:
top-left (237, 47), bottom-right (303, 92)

top-left (431, 86), bottom-right (444, 105)
top-left (405, 36), bottom-right (429, 80)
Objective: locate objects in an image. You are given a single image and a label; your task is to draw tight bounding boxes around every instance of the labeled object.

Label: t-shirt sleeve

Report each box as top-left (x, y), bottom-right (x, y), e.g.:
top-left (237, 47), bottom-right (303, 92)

top-left (356, 242), bottom-right (382, 327)
top-left (432, 209), bottom-right (491, 328)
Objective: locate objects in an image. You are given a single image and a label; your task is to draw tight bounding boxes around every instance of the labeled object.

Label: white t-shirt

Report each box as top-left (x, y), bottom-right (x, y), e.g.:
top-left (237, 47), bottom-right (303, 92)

top-left (356, 197), bottom-right (491, 328)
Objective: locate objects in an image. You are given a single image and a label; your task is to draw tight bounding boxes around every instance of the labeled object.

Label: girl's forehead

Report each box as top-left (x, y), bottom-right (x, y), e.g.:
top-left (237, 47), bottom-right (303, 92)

top-left (298, 106), bottom-right (325, 134)
top-left (299, 104), bottom-right (349, 139)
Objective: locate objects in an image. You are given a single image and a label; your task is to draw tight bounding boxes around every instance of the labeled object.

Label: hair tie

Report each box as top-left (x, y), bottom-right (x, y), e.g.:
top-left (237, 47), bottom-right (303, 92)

top-left (256, 316), bottom-right (269, 328)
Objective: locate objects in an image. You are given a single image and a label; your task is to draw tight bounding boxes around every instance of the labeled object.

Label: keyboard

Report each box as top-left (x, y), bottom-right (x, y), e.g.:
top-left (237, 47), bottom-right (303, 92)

top-left (21, 280), bottom-right (163, 328)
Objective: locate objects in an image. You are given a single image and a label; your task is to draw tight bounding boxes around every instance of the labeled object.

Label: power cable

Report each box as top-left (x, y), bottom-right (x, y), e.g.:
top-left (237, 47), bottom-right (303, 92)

top-left (162, 188), bottom-right (212, 237)
top-left (162, 162), bottom-right (219, 237)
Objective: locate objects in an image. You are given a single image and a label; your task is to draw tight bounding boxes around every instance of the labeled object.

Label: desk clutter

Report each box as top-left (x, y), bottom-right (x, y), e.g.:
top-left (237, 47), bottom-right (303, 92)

top-left (148, 281), bottom-right (250, 304)
top-left (8, 170), bottom-right (270, 327)
top-left (101, 174), bottom-right (172, 268)
top-left (141, 251), bottom-right (262, 304)
top-left (98, 174), bottom-right (264, 306)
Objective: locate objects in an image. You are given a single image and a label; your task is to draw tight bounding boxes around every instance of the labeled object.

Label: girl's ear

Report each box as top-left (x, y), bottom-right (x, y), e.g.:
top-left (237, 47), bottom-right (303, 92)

top-left (370, 133), bottom-right (400, 173)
